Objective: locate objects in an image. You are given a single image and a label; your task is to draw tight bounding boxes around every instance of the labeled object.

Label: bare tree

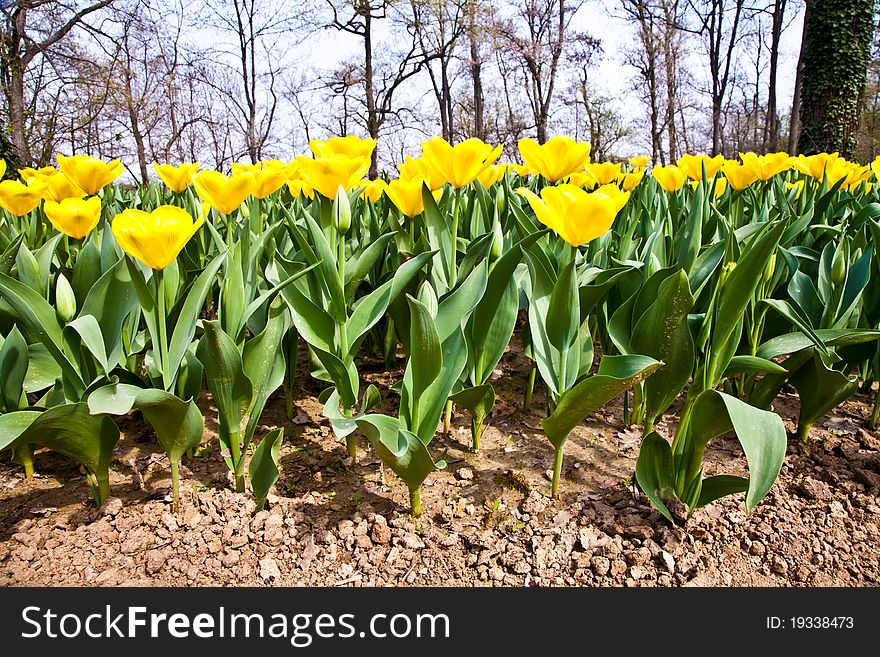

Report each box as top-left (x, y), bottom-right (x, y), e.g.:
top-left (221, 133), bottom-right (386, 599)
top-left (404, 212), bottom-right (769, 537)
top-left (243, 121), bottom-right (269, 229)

top-left (0, 0), bottom-right (115, 165)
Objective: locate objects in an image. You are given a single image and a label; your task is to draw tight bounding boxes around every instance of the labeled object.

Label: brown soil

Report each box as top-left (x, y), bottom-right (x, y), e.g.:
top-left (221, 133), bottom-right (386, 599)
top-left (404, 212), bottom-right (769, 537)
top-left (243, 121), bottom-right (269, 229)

top-left (1, 343), bottom-right (879, 587)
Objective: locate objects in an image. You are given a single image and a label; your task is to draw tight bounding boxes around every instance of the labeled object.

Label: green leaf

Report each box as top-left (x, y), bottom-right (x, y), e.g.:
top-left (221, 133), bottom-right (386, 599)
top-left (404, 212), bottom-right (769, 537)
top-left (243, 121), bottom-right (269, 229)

top-left (24, 343), bottom-right (61, 393)
top-left (762, 299), bottom-right (829, 356)
top-left (756, 328), bottom-right (880, 360)
top-left (723, 355), bottom-right (788, 376)
top-left (547, 258), bottom-right (578, 352)
top-left (404, 295), bottom-right (442, 404)
top-left (249, 427), bottom-right (283, 511)
top-left (312, 347), bottom-right (359, 409)
top-left (7, 403), bottom-right (120, 504)
top-left (278, 273), bottom-right (336, 354)
top-left (635, 431), bottom-right (676, 524)
top-left (64, 315), bottom-right (110, 378)
top-left (697, 475), bottom-right (749, 508)
top-left (80, 257), bottom-right (139, 368)
top-left (790, 356), bottom-right (859, 440)
top-left (449, 383), bottom-right (496, 426)
top-left (434, 260), bottom-right (488, 342)
top-left (678, 390), bottom-right (786, 512)
top-left (242, 297), bottom-right (288, 440)
top-left (168, 250), bottom-right (227, 386)
top-left (0, 326), bottom-right (28, 412)
top-left (0, 410), bottom-right (41, 450)
top-left (197, 321), bottom-right (252, 466)
top-left (0, 271), bottom-right (85, 397)
top-left (543, 355), bottom-right (662, 451)
top-left (356, 414), bottom-right (446, 494)
top-left (630, 269), bottom-right (695, 425)
top-left (88, 383), bottom-right (203, 469)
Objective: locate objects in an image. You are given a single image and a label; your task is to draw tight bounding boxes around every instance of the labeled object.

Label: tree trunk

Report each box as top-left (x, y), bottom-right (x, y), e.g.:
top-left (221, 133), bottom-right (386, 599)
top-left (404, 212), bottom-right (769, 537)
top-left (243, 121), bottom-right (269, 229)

top-left (798, 0), bottom-right (874, 157)
top-left (788, 0), bottom-right (809, 154)
top-left (764, 0), bottom-right (786, 151)
top-left (468, 1), bottom-right (484, 140)
top-left (362, 4), bottom-right (378, 178)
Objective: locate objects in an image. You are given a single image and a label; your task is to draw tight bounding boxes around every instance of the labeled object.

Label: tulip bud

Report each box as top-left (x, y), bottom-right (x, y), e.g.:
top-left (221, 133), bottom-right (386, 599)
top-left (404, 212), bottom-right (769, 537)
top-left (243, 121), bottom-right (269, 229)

top-left (494, 187), bottom-right (506, 216)
top-left (762, 253), bottom-right (776, 285)
top-left (417, 281), bottom-right (438, 318)
top-left (719, 261), bottom-right (737, 293)
top-left (55, 273), bottom-right (77, 323)
top-left (491, 219), bottom-right (504, 260)
top-left (333, 185), bottom-right (352, 234)
top-left (239, 202), bottom-right (250, 218)
top-left (831, 248), bottom-right (847, 286)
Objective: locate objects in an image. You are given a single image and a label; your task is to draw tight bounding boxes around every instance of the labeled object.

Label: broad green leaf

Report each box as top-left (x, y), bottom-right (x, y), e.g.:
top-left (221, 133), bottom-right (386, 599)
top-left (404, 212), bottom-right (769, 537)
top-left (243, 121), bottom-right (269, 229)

top-left (24, 343), bottom-right (61, 393)
top-left (723, 355), bottom-right (788, 376)
top-left (547, 258), bottom-right (578, 352)
top-left (242, 297), bottom-right (288, 440)
top-left (790, 356), bottom-right (859, 440)
top-left (65, 315), bottom-right (110, 377)
top-left (249, 427), bottom-right (283, 511)
top-left (0, 272), bottom-right (85, 397)
top-left (404, 295), bottom-right (442, 405)
top-left (635, 431), bottom-right (676, 524)
top-left (697, 475), bottom-right (749, 508)
top-left (543, 355), bottom-right (662, 450)
top-left (630, 269), bottom-right (694, 424)
top-left (356, 415), bottom-right (446, 494)
top-left (80, 256), bottom-right (139, 368)
top-left (762, 299), bottom-right (829, 356)
top-left (0, 326), bottom-right (27, 412)
top-left (312, 347), bottom-right (359, 409)
top-left (168, 250), bottom-right (227, 386)
top-left (0, 410), bottom-right (41, 450)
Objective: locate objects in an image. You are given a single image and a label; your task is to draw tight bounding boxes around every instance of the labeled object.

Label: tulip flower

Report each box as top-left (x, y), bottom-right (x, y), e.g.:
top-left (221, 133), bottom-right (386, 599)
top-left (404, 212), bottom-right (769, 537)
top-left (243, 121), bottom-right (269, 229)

top-left (476, 164), bottom-right (506, 189)
top-left (19, 166), bottom-right (57, 184)
top-left (399, 155), bottom-right (446, 191)
top-left (192, 169), bottom-right (255, 214)
top-left (518, 136), bottom-right (591, 182)
top-left (824, 159), bottom-right (870, 189)
top-left (577, 161), bottom-right (623, 187)
top-left (786, 180), bottom-right (805, 199)
top-left (420, 137), bottom-right (502, 188)
top-left (309, 135), bottom-right (377, 161)
top-left (507, 163), bottom-right (533, 177)
top-left (617, 169), bottom-right (645, 191)
top-left (722, 162), bottom-right (758, 190)
top-left (297, 154), bottom-right (371, 199)
top-left (677, 154), bottom-right (725, 180)
top-left (652, 164), bottom-right (687, 192)
top-left (738, 152), bottom-right (791, 181)
top-left (516, 183), bottom-right (628, 247)
top-left (251, 168), bottom-right (291, 199)
top-left (0, 159), bottom-right (5, 179)
top-left (44, 196), bottom-right (102, 239)
top-left (0, 179), bottom-right (43, 216)
top-left (872, 155), bottom-right (880, 181)
top-left (40, 173), bottom-right (87, 203)
top-left (57, 154), bottom-right (124, 195)
top-left (790, 152), bottom-right (839, 180)
top-left (287, 177), bottom-right (314, 199)
top-left (359, 178), bottom-right (387, 203)
top-left (691, 177), bottom-right (727, 198)
top-left (628, 155), bottom-right (650, 170)
top-left (154, 162), bottom-right (199, 193)
top-left (385, 178), bottom-right (429, 217)
top-left (112, 205), bottom-right (205, 271)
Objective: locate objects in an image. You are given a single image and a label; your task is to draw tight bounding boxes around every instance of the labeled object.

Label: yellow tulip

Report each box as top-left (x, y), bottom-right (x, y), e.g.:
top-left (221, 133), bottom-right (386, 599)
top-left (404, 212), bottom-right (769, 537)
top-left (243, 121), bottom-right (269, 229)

top-left (192, 170), bottom-right (255, 214)
top-left (786, 180), bottom-right (805, 199)
top-left (676, 154), bottom-right (725, 180)
top-left (566, 172), bottom-right (596, 189)
top-left (230, 162), bottom-right (261, 175)
top-left (518, 136), bottom-right (591, 182)
top-left (154, 162), bottom-right (199, 193)
top-left (0, 159), bottom-right (6, 179)
top-left (738, 152), bottom-right (790, 181)
top-left (516, 183), bottom-right (628, 247)
top-left (39, 173), bottom-right (87, 203)
top-left (420, 137), bottom-right (502, 188)
top-left (309, 135), bottom-right (377, 161)
top-left (652, 164), bottom-right (687, 192)
top-left (297, 155), bottom-right (371, 199)
top-left (287, 178), bottom-right (314, 200)
top-left (690, 178), bottom-right (727, 198)
top-left (252, 168), bottom-right (291, 199)
top-left (112, 205), bottom-right (204, 271)
top-left (476, 164), bottom-right (506, 189)
top-left (617, 169), bottom-right (645, 191)
top-left (583, 161), bottom-right (623, 186)
top-left (385, 178), bottom-right (428, 218)
top-left (57, 154), bottom-right (124, 195)
top-left (628, 156), bottom-right (651, 170)
top-left (398, 155), bottom-right (446, 191)
top-left (824, 158), bottom-right (870, 189)
top-left (721, 162), bottom-right (758, 190)
top-left (790, 152), bottom-right (839, 180)
top-left (507, 163), bottom-right (533, 177)
top-left (19, 166), bottom-right (57, 184)
top-left (359, 179), bottom-right (387, 203)
top-left (0, 179), bottom-right (42, 216)
top-left (871, 155), bottom-right (880, 181)
top-left (44, 196), bottom-right (102, 239)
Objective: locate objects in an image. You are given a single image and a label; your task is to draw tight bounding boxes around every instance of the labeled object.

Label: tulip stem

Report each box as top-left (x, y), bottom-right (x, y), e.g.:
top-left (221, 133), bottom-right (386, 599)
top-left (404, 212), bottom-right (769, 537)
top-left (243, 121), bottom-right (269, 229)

top-left (551, 446), bottom-right (564, 499)
top-left (523, 360), bottom-right (536, 412)
top-left (409, 487), bottom-right (422, 517)
top-left (471, 415), bottom-right (483, 452)
top-left (155, 269), bottom-right (171, 391)
top-left (443, 399), bottom-right (453, 434)
top-left (171, 458), bottom-right (181, 514)
top-left (870, 384), bottom-right (880, 429)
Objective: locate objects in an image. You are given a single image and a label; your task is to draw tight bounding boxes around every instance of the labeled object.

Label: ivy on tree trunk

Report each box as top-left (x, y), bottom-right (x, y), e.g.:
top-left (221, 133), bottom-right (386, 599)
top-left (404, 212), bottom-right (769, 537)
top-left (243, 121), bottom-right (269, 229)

top-left (798, 0), bottom-right (875, 158)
